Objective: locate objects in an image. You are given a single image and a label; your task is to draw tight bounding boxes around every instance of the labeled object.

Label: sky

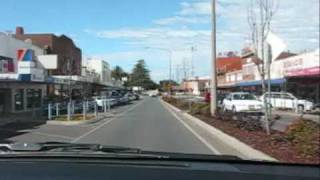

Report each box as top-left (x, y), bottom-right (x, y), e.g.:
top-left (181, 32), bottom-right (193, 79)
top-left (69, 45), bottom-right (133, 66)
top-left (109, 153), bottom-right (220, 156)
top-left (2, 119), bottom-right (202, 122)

top-left (1, 0), bottom-right (319, 82)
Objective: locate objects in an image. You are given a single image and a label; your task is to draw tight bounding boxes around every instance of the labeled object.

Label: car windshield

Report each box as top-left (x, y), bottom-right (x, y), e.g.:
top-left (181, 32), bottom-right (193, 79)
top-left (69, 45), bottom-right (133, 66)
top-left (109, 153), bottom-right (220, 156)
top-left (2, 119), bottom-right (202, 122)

top-left (0, 0), bottom-right (319, 166)
top-left (233, 94), bottom-right (257, 100)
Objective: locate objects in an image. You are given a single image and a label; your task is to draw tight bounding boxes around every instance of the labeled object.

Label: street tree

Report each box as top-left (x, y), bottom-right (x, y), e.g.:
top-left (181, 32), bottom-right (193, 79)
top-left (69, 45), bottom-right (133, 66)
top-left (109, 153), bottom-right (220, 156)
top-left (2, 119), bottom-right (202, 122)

top-left (111, 66), bottom-right (127, 80)
top-left (129, 59), bottom-right (158, 89)
top-left (247, 0), bottom-right (278, 135)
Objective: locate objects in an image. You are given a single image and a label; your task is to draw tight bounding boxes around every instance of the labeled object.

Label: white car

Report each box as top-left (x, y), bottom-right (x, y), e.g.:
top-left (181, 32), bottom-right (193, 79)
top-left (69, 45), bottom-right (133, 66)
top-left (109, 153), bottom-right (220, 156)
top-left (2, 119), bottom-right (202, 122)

top-left (260, 92), bottom-right (314, 113)
top-left (222, 92), bottom-right (263, 113)
top-left (93, 96), bottom-right (117, 107)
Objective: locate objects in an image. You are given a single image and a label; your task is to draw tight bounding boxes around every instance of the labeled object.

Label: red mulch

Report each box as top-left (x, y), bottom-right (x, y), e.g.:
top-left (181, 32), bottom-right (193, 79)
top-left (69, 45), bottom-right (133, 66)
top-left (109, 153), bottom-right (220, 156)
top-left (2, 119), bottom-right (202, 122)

top-left (196, 114), bottom-right (320, 165)
top-left (163, 97), bottom-right (320, 164)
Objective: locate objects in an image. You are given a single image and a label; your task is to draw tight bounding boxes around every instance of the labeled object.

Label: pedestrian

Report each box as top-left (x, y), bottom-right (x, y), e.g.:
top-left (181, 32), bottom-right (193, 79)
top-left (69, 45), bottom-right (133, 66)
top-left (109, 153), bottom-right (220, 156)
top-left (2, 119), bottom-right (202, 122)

top-left (205, 91), bottom-right (210, 103)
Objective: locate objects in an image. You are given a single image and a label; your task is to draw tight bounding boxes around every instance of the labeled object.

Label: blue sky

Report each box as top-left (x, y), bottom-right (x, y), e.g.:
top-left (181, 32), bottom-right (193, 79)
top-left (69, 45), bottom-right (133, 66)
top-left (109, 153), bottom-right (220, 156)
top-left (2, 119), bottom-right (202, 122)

top-left (1, 0), bottom-right (319, 82)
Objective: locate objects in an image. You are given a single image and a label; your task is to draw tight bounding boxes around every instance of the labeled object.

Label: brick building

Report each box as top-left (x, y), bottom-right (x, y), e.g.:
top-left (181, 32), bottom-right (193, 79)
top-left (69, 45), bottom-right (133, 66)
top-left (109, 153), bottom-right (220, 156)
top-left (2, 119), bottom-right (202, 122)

top-left (216, 56), bottom-right (243, 89)
top-left (14, 27), bottom-right (81, 76)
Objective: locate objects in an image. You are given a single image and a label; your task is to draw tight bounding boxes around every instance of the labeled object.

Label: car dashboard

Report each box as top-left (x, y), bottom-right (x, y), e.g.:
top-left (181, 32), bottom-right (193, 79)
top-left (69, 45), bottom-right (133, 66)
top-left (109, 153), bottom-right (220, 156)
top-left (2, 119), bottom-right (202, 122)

top-left (0, 157), bottom-right (318, 180)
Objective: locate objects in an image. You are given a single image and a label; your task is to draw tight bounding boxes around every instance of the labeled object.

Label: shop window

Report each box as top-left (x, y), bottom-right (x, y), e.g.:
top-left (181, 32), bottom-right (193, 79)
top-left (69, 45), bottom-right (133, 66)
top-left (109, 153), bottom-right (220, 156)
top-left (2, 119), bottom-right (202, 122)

top-left (34, 89), bottom-right (42, 107)
top-left (14, 89), bottom-right (24, 111)
top-left (27, 89), bottom-right (42, 109)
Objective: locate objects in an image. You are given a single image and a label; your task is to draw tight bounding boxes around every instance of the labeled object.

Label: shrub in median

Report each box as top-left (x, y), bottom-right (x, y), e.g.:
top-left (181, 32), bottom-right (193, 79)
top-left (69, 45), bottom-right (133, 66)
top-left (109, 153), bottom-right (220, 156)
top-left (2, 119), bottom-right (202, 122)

top-left (190, 103), bottom-right (207, 115)
top-left (284, 119), bottom-right (320, 158)
top-left (200, 104), bottom-right (211, 117)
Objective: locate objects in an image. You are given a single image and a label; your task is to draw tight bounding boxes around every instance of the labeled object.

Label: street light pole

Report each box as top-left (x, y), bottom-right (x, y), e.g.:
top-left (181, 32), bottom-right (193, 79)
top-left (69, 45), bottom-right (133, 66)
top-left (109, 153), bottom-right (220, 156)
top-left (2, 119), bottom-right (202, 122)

top-left (191, 46), bottom-right (196, 78)
top-left (168, 50), bottom-right (173, 95)
top-left (144, 47), bottom-right (173, 94)
top-left (210, 0), bottom-right (217, 116)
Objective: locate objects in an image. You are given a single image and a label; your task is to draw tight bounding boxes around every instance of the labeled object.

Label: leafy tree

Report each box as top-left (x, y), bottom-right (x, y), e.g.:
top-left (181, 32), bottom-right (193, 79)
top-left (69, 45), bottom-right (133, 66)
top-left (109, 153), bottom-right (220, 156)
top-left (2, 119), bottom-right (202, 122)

top-left (159, 80), bottom-right (178, 91)
top-left (111, 66), bottom-right (127, 80)
top-left (128, 60), bottom-right (158, 89)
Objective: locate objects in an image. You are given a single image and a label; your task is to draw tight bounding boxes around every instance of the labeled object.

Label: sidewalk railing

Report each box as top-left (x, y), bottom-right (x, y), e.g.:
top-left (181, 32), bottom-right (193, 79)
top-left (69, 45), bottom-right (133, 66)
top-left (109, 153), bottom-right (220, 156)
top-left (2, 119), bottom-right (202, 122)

top-left (46, 100), bottom-right (112, 121)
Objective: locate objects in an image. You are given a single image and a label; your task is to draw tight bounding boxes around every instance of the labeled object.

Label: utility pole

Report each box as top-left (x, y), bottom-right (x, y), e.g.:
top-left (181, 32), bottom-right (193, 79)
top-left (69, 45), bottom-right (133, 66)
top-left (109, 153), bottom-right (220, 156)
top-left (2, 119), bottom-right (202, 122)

top-left (182, 58), bottom-right (188, 80)
top-left (67, 58), bottom-right (72, 103)
top-left (210, 0), bottom-right (217, 116)
top-left (175, 65), bottom-right (180, 83)
top-left (190, 46), bottom-right (196, 78)
top-left (169, 51), bottom-right (172, 82)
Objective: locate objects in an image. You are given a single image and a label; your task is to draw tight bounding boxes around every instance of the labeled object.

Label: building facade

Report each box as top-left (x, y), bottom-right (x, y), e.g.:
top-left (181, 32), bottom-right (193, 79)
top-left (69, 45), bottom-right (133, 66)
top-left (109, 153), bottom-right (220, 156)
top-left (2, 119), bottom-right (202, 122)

top-left (181, 76), bottom-right (210, 95)
top-left (216, 56), bottom-right (242, 90)
top-left (0, 33), bottom-right (47, 114)
top-left (85, 58), bottom-right (112, 86)
top-left (14, 27), bottom-right (81, 76)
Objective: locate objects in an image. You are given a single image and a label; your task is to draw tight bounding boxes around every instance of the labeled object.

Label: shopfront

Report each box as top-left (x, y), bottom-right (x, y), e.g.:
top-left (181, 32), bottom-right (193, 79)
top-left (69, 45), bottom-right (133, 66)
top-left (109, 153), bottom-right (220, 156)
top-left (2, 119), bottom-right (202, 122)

top-left (286, 76), bottom-right (320, 103)
top-left (0, 82), bottom-right (46, 113)
top-left (282, 50), bottom-right (320, 103)
top-left (236, 78), bottom-right (286, 95)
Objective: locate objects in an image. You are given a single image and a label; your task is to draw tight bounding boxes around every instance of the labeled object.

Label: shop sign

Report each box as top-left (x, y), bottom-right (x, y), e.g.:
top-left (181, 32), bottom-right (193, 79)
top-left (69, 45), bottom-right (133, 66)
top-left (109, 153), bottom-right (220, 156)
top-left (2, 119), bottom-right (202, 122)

top-left (286, 66), bottom-right (320, 77)
top-left (31, 74), bottom-right (45, 82)
top-left (271, 50), bottom-right (320, 78)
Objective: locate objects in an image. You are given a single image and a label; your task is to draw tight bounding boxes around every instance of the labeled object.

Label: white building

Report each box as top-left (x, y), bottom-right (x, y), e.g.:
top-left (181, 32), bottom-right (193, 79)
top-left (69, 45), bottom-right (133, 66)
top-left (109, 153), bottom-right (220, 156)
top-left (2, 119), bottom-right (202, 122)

top-left (181, 76), bottom-right (211, 95)
top-left (241, 50), bottom-right (319, 81)
top-left (84, 58), bottom-right (112, 86)
top-left (0, 32), bottom-right (57, 114)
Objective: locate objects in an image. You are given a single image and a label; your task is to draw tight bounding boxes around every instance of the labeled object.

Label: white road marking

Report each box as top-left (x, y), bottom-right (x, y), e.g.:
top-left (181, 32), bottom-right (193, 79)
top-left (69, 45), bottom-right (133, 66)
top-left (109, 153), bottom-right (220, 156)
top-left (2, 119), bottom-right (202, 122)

top-left (32, 132), bottom-right (74, 140)
top-left (160, 100), bottom-right (221, 154)
top-left (71, 100), bottom-right (146, 143)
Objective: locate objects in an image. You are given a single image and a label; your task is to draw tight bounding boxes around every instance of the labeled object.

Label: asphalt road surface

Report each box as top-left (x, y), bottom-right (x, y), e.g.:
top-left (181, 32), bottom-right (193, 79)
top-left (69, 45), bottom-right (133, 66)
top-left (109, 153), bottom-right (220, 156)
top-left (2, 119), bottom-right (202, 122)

top-left (6, 97), bottom-right (213, 155)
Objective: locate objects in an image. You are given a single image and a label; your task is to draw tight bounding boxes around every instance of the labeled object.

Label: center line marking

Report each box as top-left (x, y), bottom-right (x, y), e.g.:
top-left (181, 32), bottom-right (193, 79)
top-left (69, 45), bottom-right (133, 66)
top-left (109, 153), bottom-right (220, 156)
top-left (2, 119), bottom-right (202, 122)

top-left (72, 100), bottom-right (146, 143)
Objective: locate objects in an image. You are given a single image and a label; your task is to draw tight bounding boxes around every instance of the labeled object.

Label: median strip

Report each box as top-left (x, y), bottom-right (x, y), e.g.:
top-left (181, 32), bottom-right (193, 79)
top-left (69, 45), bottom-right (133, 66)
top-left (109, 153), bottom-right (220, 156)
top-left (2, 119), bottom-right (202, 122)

top-left (160, 98), bottom-right (277, 162)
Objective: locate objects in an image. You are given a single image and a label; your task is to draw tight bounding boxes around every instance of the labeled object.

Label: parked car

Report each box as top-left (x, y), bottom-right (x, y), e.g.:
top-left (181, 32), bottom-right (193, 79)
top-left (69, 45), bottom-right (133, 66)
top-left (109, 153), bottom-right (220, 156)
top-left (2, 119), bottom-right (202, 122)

top-left (217, 93), bottom-right (228, 108)
top-left (312, 103), bottom-right (320, 112)
top-left (260, 92), bottom-right (314, 113)
top-left (222, 92), bottom-right (263, 113)
top-left (119, 94), bottom-right (130, 104)
top-left (108, 91), bottom-right (129, 105)
top-left (125, 92), bottom-right (140, 101)
top-left (93, 96), bottom-right (118, 108)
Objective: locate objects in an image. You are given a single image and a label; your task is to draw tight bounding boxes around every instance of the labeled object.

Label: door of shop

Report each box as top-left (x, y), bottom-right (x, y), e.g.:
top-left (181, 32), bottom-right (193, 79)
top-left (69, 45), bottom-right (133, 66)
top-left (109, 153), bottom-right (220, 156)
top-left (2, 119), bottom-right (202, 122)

top-left (0, 89), bottom-right (11, 114)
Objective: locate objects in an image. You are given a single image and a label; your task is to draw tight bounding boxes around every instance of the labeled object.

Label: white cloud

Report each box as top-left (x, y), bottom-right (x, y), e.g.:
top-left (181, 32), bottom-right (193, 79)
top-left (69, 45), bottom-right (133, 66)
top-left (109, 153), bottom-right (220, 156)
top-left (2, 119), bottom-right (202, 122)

top-left (153, 16), bottom-right (209, 25)
top-left (178, 1), bottom-right (211, 16)
top-left (85, 27), bottom-right (211, 51)
top-left (85, 0), bottom-right (319, 81)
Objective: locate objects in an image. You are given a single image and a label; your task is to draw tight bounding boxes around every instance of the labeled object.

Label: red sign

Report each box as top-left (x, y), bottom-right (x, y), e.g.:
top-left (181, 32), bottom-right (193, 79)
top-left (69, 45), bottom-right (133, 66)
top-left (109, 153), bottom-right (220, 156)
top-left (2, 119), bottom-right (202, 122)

top-left (286, 66), bottom-right (320, 77)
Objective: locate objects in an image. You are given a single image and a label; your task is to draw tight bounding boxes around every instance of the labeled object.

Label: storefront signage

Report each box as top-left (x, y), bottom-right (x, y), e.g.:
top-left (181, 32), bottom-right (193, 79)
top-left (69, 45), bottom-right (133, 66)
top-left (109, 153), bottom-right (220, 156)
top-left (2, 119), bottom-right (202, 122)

top-left (286, 66), bottom-right (320, 77)
top-left (283, 58), bottom-right (303, 69)
top-left (271, 50), bottom-right (319, 78)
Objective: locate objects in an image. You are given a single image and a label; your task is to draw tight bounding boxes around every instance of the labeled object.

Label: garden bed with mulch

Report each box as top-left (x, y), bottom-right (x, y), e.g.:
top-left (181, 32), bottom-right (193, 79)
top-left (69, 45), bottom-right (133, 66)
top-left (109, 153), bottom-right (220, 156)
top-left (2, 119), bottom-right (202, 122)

top-left (54, 114), bottom-right (95, 121)
top-left (163, 96), bottom-right (320, 165)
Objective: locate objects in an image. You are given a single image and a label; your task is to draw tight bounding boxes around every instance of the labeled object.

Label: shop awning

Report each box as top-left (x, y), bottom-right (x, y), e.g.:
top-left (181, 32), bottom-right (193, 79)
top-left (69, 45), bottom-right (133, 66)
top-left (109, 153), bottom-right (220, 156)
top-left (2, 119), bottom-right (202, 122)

top-left (236, 78), bottom-right (286, 87)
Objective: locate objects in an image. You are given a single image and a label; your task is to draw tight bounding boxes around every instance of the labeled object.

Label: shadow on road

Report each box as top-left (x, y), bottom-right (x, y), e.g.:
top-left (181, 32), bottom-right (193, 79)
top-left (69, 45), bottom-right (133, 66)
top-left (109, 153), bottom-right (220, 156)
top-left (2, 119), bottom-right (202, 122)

top-left (0, 121), bottom-right (45, 143)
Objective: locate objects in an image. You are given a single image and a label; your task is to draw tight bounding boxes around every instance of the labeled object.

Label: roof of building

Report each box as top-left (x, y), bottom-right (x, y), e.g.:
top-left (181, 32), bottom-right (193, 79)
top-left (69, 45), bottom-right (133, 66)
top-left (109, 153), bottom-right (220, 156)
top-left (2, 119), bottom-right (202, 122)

top-left (274, 52), bottom-right (297, 61)
top-left (14, 27), bottom-right (80, 50)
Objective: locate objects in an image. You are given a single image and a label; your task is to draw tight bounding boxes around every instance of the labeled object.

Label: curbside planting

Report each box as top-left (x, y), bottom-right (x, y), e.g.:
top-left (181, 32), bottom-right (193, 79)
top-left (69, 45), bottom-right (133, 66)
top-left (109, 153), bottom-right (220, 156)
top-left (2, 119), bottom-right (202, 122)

top-left (46, 114), bottom-right (111, 126)
top-left (160, 98), bottom-right (277, 162)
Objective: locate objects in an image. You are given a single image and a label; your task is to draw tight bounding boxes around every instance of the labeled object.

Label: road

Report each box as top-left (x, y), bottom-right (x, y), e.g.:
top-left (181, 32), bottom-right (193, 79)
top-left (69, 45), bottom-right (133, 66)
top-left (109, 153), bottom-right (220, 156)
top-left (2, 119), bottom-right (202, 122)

top-left (5, 97), bottom-right (213, 155)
